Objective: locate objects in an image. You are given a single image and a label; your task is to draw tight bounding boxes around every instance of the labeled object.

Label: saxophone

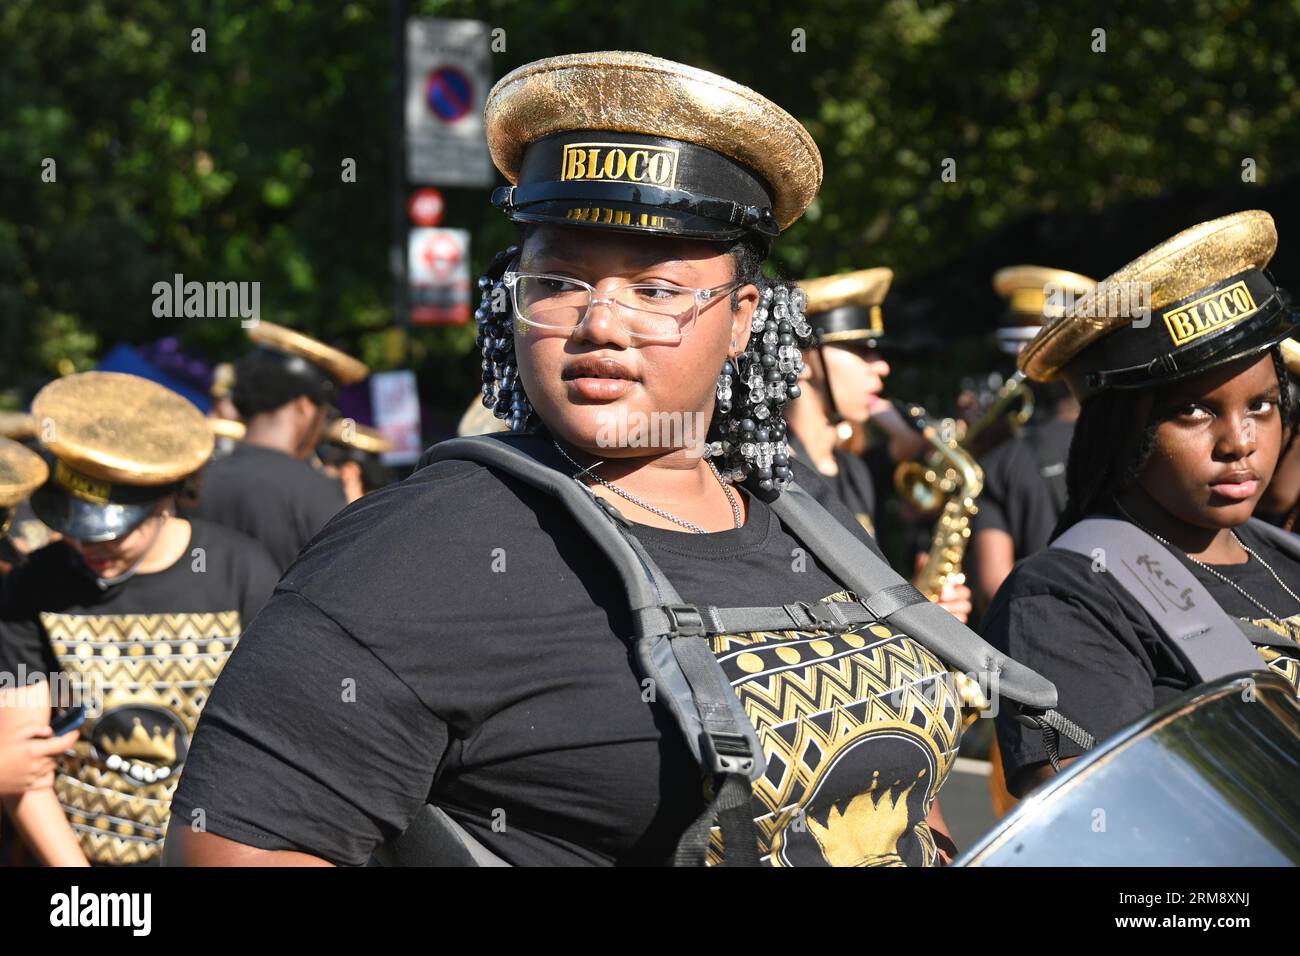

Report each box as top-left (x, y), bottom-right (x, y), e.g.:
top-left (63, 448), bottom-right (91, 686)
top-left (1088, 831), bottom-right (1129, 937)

top-left (960, 370), bottom-right (1035, 460)
top-left (894, 403), bottom-right (989, 717)
top-left (895, 403), bottom-right (984, 601)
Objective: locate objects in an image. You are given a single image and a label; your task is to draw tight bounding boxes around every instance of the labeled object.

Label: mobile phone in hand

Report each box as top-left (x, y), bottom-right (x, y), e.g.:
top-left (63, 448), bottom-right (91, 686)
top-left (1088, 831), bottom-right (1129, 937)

top-left (49, 705), bottom-right (86, 735)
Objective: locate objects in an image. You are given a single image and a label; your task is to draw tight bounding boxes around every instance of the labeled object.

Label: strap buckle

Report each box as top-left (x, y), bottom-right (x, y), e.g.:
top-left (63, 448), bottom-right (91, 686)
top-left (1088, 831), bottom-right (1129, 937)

top-left (701, 730), bottom-right (756, 776)
top-left (785, 601), bottom-right (852, 633)
top-left (664, 604), bottom-right (708, 638)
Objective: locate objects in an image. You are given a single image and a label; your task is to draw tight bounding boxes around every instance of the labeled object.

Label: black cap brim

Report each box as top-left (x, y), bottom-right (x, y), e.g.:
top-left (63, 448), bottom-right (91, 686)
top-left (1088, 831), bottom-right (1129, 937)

top-left (30, 484), bottom-right (160, 543)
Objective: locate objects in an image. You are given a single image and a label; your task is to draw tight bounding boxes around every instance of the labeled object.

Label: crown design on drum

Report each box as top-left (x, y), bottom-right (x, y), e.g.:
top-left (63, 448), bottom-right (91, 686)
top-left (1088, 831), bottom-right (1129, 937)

top-left (102, 717), bottom-right (178, 764)
top-left (806, 777), bottom-right (919, 866)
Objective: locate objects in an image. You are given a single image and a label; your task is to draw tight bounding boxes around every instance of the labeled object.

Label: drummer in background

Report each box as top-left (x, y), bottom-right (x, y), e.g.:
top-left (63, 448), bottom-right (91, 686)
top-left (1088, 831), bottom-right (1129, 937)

top-left (184, 321), bottom-right (364, 572)
top-left (969, 266), bottom-right (1095, 614)
top-left (316, 420), bottom-right (396, 504)
top-left (985, 211), bottom-right (1300, 799)
top-left (784, 268), bottom-right (970, 623)
top-left (1255, 337), bottom-right (1300, 529)
top-left (0, 372), bottom-right (277, 865)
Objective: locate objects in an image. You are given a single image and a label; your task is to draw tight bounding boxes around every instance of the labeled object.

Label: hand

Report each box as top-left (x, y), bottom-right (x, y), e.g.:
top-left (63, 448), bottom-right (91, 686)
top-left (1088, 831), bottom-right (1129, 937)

top-left (933, 581), bottom-right (973, 625)
top-left (0, 723), bottom-right (80, 795)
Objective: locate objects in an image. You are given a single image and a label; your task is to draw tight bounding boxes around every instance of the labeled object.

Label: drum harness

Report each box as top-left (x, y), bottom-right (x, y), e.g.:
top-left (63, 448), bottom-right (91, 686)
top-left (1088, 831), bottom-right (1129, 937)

top-left (374, 432), bottom-right (1091, 866)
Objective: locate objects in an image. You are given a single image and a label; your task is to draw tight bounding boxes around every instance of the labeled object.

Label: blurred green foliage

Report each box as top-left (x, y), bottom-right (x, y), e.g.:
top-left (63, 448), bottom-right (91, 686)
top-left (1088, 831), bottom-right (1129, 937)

top-left (3, 0), bottom-right (1298, 419)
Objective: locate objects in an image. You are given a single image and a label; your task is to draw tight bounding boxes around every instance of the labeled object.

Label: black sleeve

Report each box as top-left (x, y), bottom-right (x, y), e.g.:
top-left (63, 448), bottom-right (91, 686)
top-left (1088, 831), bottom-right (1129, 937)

top-left (983, 559), bottom-right (1157, 783)
top-left (0, 561), bottom-right (55, 681)
top-left (170, 589), bottom-right (449, 866)
top-left (970, 445), bottom-right (1013, 536)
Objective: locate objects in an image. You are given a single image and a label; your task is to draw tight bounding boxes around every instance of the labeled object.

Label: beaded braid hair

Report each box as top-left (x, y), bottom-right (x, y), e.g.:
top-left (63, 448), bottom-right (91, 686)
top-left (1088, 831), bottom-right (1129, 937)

top-left (473, 231), bottom-right (817, 496)
top-left (1052, 344), bottom-right (1296, 538)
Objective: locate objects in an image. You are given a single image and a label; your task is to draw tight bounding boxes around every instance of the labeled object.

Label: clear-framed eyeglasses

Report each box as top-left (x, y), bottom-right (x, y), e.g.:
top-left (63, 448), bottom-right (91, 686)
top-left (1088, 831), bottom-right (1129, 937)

top-left (500, 271), bottom-right (742, 344)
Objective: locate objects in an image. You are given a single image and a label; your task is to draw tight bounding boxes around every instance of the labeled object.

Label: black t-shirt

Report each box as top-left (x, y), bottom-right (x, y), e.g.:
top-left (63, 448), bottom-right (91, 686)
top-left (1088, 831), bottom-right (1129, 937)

top-left (185, 442), bottom-right (346, 572)
top-left (971, 419), bottom-right (1074, 560)
top-left (983, 516), bottom-right (1300, 785)
top-left (0, 519), bottom-right (278, 865)
top-left (171, 449), bottom-right (970, 867)
top-left (786, 433), bottom-right (879, 536)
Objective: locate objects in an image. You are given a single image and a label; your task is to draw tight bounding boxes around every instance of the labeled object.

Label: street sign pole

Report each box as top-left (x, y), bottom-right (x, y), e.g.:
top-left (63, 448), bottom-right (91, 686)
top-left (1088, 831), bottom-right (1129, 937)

top-left (391, 0), bottom-right (410, 362)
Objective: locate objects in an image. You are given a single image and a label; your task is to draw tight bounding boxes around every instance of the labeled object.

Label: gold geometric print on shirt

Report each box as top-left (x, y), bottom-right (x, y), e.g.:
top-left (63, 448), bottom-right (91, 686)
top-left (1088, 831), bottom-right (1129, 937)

top-left (1244, 612), bottom-right (1300, 693)
top-left (40, 610), bottom-right (241, 866)
top-left (705, 591), bottom-right (963, 867)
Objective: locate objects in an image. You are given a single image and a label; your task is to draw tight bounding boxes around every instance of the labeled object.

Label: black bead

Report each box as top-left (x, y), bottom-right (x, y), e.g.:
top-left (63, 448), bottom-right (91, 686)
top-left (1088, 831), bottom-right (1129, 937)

top-left (758, 478), bottom-right (775, 493)
top-left (761, 353), bottom-right (776, 367)
top-left (774, 466), bottom-right (790, 480)
top-left (787, 384), bottom-right (801, 399)
top-left (757, 466), bottom-right (772, 480)
top-left (741, 418), bottom-right (756, 433)
top-left (756, 428), bottom-right (770, 442)
top-left (778, 321), bottom-right (792, 334)
top-left (718, 401), bottom-right (731, 414)
top-left (765, 369), bottom-right (782, 382)
top-left (773, 453), bottom-right (788, 466)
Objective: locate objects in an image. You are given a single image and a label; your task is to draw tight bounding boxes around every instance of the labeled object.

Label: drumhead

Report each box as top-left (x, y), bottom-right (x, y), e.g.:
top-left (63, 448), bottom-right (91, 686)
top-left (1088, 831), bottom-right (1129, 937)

top-left (957, 671), bottom-right (1300, 866)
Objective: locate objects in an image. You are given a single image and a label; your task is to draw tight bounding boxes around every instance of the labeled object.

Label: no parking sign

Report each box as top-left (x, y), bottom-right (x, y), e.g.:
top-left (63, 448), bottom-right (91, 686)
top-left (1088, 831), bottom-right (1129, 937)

top-left (405, 18), bottom-right (493, 187)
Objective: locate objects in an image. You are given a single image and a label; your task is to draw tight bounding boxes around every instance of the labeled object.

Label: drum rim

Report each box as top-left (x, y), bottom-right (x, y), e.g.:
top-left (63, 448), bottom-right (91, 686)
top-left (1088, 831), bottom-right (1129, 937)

top-left (955, 670), bottom-right (1297, 866)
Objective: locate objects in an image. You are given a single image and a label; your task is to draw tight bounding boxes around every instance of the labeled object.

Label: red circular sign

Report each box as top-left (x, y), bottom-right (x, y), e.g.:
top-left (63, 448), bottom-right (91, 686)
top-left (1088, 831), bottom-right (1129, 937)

top-left (408, 188), bottom-right (445, 227)
top-left (420, 232), bottom-right (462, 282)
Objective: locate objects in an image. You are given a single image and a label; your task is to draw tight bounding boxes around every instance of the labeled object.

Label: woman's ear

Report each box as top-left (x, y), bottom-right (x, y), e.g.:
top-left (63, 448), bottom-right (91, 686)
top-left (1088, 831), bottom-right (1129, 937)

top-left (729, 283), bottom-right (759, 356)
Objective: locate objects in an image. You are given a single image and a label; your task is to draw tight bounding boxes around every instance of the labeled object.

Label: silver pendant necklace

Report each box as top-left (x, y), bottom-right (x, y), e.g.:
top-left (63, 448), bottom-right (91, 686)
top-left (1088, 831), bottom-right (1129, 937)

top-left (1114, 500), bottom-right (1300, 618)
top-left (553, 440), bottom-right (742, 534)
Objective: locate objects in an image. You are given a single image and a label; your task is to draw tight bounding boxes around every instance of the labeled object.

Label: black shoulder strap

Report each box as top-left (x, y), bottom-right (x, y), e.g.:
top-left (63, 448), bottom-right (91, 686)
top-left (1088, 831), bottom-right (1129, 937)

top-left (1051, 517), bottom-right (1270, 680)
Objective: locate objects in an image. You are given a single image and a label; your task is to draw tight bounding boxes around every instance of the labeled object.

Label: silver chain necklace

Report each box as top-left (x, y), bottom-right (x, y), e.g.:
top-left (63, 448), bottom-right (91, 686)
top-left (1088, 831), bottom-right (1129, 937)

top-left (1114, 500), bottom-right (1300, 618)
top-left (552, 440), bottom-right (741, 534)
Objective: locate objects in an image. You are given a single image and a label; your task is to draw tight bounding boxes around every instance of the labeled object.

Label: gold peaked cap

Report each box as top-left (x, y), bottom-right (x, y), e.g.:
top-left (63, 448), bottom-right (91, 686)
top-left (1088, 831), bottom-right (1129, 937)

top-left (247, 321), bottom-right (369, 386)
top-left (0, 437), bottom-right (49, 508)
top-left (993, 265), bottom-right (1096, 322)
top-left (1281, 338), bottom-right (1300, 378)
top-left (484, 51), bottom-right (822, 232)
top-left (1021, 210), bottom-right (1278, 381)
top-left (208, 417), bottom-right (246, 442)
top-left (457, 397), bottom-right (509, 437)
top-left (0, 411), bottom-right (37, 441)
top-left (798, 268), bottom-right (894, 314)
top-left (31, 372), bottom-right (214, 486)
top-left (324, 419), bottom-right (393, 455)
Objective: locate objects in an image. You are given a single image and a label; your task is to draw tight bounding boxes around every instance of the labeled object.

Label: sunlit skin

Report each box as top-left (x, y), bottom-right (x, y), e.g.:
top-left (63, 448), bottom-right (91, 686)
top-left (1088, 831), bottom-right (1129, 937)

top-left (321, 460), bottom-right (364, 504)
top-left (511, 224), bottom-right (758, 532)
top-left (1116, 351), bottom-right (1283, 563)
